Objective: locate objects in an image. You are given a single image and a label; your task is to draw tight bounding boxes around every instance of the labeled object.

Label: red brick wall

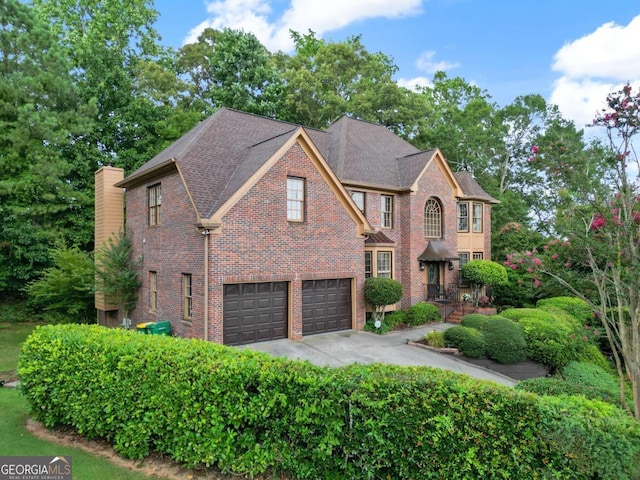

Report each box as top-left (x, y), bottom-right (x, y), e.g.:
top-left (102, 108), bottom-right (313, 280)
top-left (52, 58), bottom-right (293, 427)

top-left (399, 160), bottom-right (458, 308)
top-left (126, 142), bottom-right (365, 344)
top-left (125, 170), bottom-right (206, 340)
top-left (207, 142), bottom-right (365, 342)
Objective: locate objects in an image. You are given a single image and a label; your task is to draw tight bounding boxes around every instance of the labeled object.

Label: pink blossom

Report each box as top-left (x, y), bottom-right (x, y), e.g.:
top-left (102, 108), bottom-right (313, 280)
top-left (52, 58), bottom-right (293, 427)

top-left (526, 251), bottom-right (532, 257)
top-left (534, 257), bottom-right (542, 266)
top-left (594, 330), bottom-right (600, 336)
top-left (543, 245), bottom-right (548, 250)
top-left (551, 254), bottom-right (558, 260)
top-left (565, 262), bottom-right (571, 268)
top-left (527, 268), bottom-right (534, 273)
top-left (534, 278), bottom-right (541, 287)
top-left (582, 336), bottom-right (588, 342)
top-left (528, 156), bottom-right (535, 162)
top-left (570, 334), bottom-right (576, 339)
top-left (531, 145), bottom-right (539, 154)
top-left (590, 213), bottom-right (606, 230)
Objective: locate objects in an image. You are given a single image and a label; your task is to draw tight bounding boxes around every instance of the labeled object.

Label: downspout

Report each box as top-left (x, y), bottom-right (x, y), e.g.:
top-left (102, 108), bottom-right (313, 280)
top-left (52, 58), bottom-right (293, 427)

top-left (203, 231), bottom-right (209, 341)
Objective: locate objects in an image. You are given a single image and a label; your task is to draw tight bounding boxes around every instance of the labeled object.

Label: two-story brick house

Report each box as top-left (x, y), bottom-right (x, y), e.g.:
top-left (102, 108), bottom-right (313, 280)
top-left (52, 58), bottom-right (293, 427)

top-left (95, 108), bottom-right (496, 345)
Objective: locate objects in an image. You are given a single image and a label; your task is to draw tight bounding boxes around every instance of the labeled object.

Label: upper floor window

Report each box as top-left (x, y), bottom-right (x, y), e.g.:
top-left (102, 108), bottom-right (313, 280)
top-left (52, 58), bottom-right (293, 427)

top-left (352, 191), bottom-right (365, 212)
top-left (381, 195), bottom-right (393, 228)
top-left (472, 202), bottom-right (483, 232)
top-left (473, 252), bottom-right (483, 260)
top-left (183, 273), bottom-right (193, 319)
top-left (457, 202), bottom-right (469, 232)
top-left (149, 271), bottom-right (158, 311)
top-left (424, 198), bottom-right (442, 238)
top-left (287, 177), bottom-right (305, 222)
top-left (148, 184), bottom-right (161, 226)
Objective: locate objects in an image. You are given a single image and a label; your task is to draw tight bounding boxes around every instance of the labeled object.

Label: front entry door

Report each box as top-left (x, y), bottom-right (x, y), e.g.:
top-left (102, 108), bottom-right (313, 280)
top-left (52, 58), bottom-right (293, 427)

top-left (427, 263), bottom-right (441, 300)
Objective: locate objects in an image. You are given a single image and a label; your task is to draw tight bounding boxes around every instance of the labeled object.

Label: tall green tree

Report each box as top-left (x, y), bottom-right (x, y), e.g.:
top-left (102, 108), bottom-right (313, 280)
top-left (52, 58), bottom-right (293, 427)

top-left (25, 243), bottom-right (95, 323)
top-left (177, 27), bottom-right (284, 117)
top-left (31, 0), bottom-right (186, 174)
top-left (0, 0), bottom-right (95, 296)
top-left (95, 232), bottom-right (140, 322)
top-left (279, 30), bottom-right (416, 131)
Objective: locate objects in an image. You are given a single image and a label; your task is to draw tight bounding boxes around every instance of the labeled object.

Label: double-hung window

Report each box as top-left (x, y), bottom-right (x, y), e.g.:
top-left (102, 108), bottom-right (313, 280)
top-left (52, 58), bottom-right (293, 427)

top-left (472, 202), bottom-right (483, 232)
top-left (381, 195), bottom-right (393, 228)
top-left (457, 202), bottom-right (469, 232)
top-left (376, 251), bottom-right (392, 278)
top-left (148, 184), bottom-right (161, 226)
top-left (287, 177), bottom-right (305, 222)
top-left (183, 274), bottom-right (193, 319)
top-left (149, 271), bottom-right (158, 311)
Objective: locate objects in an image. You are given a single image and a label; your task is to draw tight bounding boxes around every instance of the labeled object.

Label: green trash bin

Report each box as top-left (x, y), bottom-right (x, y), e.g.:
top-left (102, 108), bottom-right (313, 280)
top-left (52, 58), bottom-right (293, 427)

top-left (146, 321), bottom-right (171, 335)
top-left (136, 322), bottom-right (154, 334)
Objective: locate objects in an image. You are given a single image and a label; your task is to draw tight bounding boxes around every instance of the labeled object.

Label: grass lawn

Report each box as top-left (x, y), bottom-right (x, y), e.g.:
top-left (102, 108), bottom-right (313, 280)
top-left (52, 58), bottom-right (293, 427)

top-left (0, 322), bottom-right (39, 381)
top-left (0, 322), bottom-right (169, 479)
top-left (0, 388), bottom-right (162, 480)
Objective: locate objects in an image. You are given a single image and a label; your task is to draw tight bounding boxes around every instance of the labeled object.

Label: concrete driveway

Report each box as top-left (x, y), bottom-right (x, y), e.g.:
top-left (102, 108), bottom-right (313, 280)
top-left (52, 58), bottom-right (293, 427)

top-left (244, 323), bottom-right (515, 387)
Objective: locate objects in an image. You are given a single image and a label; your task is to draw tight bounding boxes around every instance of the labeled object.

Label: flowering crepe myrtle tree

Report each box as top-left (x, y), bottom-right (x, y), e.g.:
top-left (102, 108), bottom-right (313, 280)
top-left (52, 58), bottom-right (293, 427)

top-left (508, 84), bottom-right (640, 420)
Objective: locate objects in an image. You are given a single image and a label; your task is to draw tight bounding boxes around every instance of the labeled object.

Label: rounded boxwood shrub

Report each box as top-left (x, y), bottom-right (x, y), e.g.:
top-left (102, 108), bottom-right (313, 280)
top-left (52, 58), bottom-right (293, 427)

top-left (517, 315), bottom-right (573, 368)
top-left (406, 302), bottom-right (441, 326)
top-left (482, 317), bottom-right (527, 364)
top-left (444, 326), bottom-right (485, 357)
top-left (460, 313), bottom-right (490, 330)
top-left (537, 296), bottom-right (594, 326)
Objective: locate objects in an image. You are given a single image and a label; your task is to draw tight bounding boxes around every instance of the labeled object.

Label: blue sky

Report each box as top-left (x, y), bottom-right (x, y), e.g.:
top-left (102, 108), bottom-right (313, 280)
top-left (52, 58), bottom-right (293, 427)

top-left (153, 0), bottom-right (640, 132)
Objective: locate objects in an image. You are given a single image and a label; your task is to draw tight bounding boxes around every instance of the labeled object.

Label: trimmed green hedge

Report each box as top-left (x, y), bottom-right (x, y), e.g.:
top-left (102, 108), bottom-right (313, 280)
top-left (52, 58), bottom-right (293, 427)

top-left (18, 325), bottom-right (640, 479)
top-left (516, 361), bottom-right (622, 408)
top-left (460, 313), bottom-right (490, 330)
top-left (482, 317), bottom-right (528, 364)
top-left (444, 326), bottom-right (485, 357)
top-left (406, 302), bottom-right (441, 326)
top-left (537, 296), bottom-right (594, 326)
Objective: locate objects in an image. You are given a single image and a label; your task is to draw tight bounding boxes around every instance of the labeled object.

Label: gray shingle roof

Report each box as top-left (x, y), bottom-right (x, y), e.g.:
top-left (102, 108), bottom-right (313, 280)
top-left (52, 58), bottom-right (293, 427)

top-left (119, 108), bottom-right (496, 219)
top-left (454, 170), bottom-right (499, 203)
top-left (323, 116), bottom-right (422, 188)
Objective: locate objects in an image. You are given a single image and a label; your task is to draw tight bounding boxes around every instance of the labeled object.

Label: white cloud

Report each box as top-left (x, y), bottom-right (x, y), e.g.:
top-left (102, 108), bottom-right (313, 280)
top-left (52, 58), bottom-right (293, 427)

top-left (184, 0), bottom-right (423, 52)
top-left (549, 77), bottom-right (617, 130)
top-left (415, 50), bottom-right (459, 74)
top-left (397, 76), bottom-right (432, 91)
top-left (550, 14), bottom-right (640, 132)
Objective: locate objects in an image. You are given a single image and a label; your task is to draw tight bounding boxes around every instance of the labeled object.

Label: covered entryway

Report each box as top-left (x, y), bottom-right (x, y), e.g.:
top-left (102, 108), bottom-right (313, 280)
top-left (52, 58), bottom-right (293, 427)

top-left (223, 282), bottom-right (288, 346)
top-left (302, 278), bottom-right (352, 335)
top-left (418, 241), bottom-right (459, 302)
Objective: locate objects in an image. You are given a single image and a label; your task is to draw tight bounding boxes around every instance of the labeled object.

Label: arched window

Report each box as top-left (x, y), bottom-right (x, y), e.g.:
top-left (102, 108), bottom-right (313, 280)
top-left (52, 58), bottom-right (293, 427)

top-left (424, 198), bottom-right (442, 238)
